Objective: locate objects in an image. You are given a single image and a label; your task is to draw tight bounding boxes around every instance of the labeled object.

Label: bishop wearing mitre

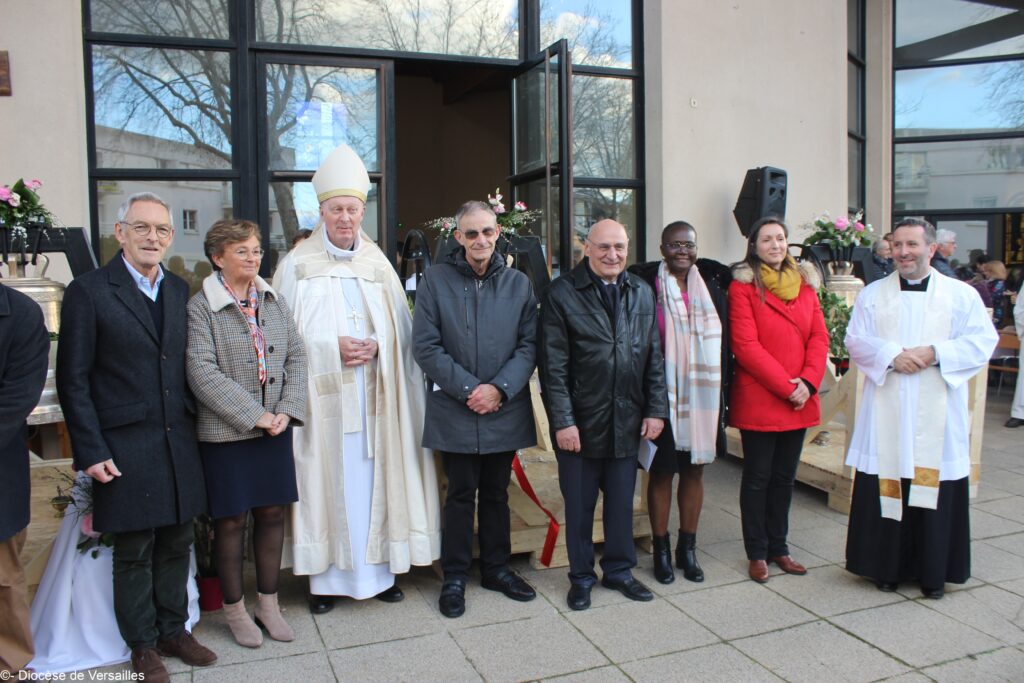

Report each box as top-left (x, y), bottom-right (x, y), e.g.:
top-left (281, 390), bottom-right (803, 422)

top-left (274, 144), bottom-right (440, 614)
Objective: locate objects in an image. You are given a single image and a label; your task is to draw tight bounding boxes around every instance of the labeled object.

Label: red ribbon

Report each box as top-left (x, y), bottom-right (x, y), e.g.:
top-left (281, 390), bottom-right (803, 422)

top-left (511, 453), bottom-right (560, 567)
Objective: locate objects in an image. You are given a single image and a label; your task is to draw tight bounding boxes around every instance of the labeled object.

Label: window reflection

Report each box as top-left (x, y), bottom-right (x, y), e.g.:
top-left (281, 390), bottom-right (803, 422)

top-left (573, 75), bottom-right (634, 178)
top-left (541, 0), bottom-right (633, 68)
top-left (90, 0), bottom-right (230, 39)
top-left (896, 0), bottom-right (1024, 63)
top-left (267, 64), bottom-right (379, 171)
top-left (93, 46), bottom-right (232, 169)
top-left (256, 0), bottom-right (518, 59)
top-left (96, 179), bottom-right (233, 296)
top-left (895, 138), bottom-right (1024, 210)
top-left (896, 62), bottom-right (1024, 136)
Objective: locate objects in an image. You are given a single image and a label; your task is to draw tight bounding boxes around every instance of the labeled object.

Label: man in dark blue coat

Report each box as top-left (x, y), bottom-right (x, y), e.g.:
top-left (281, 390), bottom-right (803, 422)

top-left (0, 284), bottom-right (49, 674)
top-left (57, 193), bottom-right (215, 683)
top-left (414, 200), bottom-right (538, 618)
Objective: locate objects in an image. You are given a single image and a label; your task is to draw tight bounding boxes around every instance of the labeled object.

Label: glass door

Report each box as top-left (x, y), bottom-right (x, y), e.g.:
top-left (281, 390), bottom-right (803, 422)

top-left (510, 41), bottom-right (572, 277)
top-left (256, 54), bottom-right (395, 273)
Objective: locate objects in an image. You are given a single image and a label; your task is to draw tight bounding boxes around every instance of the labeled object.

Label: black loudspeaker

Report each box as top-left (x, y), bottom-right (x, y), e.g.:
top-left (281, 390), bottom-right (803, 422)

top-left (733, 166), bottom-right (788, 236)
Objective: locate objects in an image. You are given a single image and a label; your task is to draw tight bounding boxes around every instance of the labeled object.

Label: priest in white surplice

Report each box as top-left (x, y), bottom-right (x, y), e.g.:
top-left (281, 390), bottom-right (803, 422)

top-left (844, 218), bottom-right (997, 600)
top-left (273, 144), bottom-right (440, 614)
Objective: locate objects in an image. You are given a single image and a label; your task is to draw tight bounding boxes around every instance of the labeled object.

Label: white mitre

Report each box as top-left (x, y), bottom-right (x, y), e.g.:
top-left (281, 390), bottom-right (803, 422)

top-left (312, 143), bottom-right (371, 204)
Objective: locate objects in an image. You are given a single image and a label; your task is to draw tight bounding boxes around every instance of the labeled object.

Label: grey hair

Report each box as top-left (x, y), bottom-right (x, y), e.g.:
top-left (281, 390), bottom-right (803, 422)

top-left (455, 200), bottom-right (495, 227)
top-left (116, 192), bottom-right (172, 226)
top-left (935, 228), bottom-right (956, 245)
top-left (872, 239), bottom-right (889, 256)
top-left (894, 217), bottom-right (937, 245)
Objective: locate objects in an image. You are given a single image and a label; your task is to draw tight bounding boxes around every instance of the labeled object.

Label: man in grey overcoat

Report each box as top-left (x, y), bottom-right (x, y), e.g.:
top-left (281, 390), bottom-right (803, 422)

top-left (57, 193), bottom-right (215, 683)
top-left (413, 200), bottom-right (538, 619)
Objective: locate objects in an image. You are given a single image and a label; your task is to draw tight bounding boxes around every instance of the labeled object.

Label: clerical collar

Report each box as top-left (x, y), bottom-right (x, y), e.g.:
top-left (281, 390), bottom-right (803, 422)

top-left (899, 274), bottom-right (930, 292)
top-left (322, 226), bottom-right (361, 261)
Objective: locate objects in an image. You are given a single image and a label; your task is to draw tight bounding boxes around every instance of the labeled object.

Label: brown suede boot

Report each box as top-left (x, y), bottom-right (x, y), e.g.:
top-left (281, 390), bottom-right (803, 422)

top-left (223, 598), bottom-right (262, 648)
top-left (254, 592), bottom-right (295, 642)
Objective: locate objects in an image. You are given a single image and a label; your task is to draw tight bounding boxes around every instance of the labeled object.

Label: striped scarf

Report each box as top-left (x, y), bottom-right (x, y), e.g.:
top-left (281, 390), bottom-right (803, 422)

top-left (657, 262), bottom-right (722, 464)
top-left (219, 272), bottom-right (267, 385)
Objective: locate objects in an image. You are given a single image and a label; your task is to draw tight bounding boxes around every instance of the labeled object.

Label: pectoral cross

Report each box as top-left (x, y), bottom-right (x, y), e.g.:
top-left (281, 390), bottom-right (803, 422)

top-left (347, 307), bottom-right (364, 335)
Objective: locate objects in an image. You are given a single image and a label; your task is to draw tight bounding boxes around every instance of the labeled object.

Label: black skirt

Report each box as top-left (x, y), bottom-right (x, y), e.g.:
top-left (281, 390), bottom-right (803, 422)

top-left (199, 429), bottom-right (298, 519)
top-left (845, 471), bottom-right (970, 588)
top-left (648, 424), bottom-right (697, 474)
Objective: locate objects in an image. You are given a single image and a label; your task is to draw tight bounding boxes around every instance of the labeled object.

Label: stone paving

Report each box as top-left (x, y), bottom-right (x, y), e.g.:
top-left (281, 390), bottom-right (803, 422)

top-left (89, 392), bottom-right (1024, 682)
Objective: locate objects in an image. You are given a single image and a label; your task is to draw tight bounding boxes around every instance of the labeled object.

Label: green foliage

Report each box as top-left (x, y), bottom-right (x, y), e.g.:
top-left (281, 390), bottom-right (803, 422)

top-left (818, 289), bottom-right (852, 360)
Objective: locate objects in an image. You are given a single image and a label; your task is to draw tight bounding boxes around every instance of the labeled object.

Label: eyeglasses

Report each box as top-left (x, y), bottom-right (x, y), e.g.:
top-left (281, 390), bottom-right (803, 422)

top-left (123, 222), bottom-right (173, 239)
top-left (663, 241), bottom-right (697, 252)
top-left (587, 239), bottom-right (628, 255)
top-left (231, 248), bottom-right (264, 259)
top-left (460, 227), bottom-right (496, 240)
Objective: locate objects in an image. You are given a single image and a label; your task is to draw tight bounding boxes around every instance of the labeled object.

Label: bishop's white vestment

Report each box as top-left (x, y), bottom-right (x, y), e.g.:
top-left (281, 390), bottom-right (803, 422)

top-left (274, 227), bottom-right (440, 597)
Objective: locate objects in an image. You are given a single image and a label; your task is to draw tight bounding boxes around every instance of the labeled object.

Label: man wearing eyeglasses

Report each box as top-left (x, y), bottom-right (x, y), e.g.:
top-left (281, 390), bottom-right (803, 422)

top-left (413, 200), bottom-right (539, 618)
top-left (57, 193), bottom-right (215, 682)
top-left (538, 219), bottom-right (667, 611)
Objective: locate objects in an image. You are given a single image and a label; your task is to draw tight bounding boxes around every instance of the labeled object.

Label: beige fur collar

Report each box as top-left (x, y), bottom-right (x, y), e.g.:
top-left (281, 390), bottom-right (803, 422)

top-left (731, 260), bottom-right (821, 290)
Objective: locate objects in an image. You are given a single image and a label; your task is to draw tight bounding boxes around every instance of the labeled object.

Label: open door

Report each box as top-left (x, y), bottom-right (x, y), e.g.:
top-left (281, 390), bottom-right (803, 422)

top-left (510, 40), bottom-right (573, 278)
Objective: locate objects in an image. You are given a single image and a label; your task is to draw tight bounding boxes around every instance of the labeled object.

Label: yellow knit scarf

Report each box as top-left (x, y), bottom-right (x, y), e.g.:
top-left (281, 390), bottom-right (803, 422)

top-left (760, 259), bottom-right (802, 301)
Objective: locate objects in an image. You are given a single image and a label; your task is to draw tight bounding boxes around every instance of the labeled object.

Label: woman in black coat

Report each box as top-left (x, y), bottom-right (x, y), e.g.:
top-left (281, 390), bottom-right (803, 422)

top-left (629, 221), bottom-right (731, 585)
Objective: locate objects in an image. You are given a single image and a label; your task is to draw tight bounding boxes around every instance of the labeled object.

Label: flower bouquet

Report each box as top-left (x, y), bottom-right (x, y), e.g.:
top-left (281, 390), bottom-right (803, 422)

top-left (50, 472), bottom-right (115, 558)
top-left (424, 188), bottom-right (542, 239)
top-left (1, 177), bottom-right (60, 273)
top-left (802, 210), bottom-right (873, 263)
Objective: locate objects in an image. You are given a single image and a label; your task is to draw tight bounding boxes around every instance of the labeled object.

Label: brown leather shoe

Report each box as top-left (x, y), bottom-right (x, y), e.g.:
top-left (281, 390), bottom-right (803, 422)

top-left (748, 559), bottom-right (769, 583)
top-left (769, 555), bottom-right (808, 575)
top-left (131, 646), bottom-right (170, 683)
top-left (157, 631), bottom-right (217, 666)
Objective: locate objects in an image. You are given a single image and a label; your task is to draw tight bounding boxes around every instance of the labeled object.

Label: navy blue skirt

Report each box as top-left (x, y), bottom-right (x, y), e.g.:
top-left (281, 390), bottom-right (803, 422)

top-left (199, 429), bottom-right (298, 519)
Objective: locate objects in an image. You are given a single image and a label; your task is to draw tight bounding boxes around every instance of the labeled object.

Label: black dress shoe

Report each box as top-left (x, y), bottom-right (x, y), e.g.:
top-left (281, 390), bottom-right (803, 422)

top-left (375, 583), bottom-right (404, 603)
top-left (601, 575), bottom-right (654, 602)
top-left (1006, 417), bottom-right (1023, 428)
top-left (876, 581), bottom-right (899, 593)
top-left (439, 579), bottom-right (466, 618)
top-left (567, 583), bottom-right (592, 611)
top-left (308, 594), bottom-right (335, 615)
top-left (921, 586), bottom-right (945, 600)
top-left (481, 569), bottom-right (536, 602)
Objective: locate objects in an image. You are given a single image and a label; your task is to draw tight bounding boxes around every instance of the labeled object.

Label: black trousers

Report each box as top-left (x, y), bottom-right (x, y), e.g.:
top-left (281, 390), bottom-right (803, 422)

top-left (441, 451), bottom-right (516, 581)
top-left (846, 472), bottom-right (970, 588)
top-left (556, 451), bottom-right (638, 586)
top-left (739, 429), bottom-right (805, 560)
top-left (112, 520), bottom-right (193, 648)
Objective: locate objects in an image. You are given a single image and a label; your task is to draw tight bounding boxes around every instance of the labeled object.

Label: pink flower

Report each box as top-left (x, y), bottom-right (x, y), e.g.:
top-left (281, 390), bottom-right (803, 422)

top-left (514, 201), bottom-right (527, 211)
top-left (7, 193), bottom-right (20, 208)
top-left (0, 187), bottom-right (10, 201)
top-left (81, 513), bottom-right (102, 539)
top-left (494, 203), bottom-right (506, 215)
top-left (854, 222), bottom-right (865, 232)
top-left (834, 216), bottom-right (850, 231)
top-left (27, 179), bottom-right (42, 191)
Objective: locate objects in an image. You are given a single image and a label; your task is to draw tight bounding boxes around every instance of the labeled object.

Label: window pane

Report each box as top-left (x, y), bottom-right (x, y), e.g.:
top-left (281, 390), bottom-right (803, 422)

top-left (96, 179), bottom-right (233, 296)
top-left (848, 137), bottom-right (864, 210)
top-left (896, 0), bottom-right (1024, 63)
top-left (268, 180), bottom-right (380, 267)
top-left (516, 177), bottom-right (562, 274)
top-left (895, 138), bottom-right (1024, 210)
top-left (93, 46), bottom-right (231, 169)
top-left (848, 0), bottom-right (863, 59)
top-left (895, 62), bottom-right (1024, 137)
top-left (256, 0), bottom-right (518, 59)
top-left (573, 75), bottom-right (635, 178)
top-left (267, 64), bottom-right (379, 172)
top-left (574, 187), bottom-right (637, 265)
top-left (513, 61), bottom-right (559, 174)
top-left (848, 61), bottom-right (863, 136)
top-left (90, 0), bottom-right (230, 39)
top-left (541, 0), bottom-right (632, 68)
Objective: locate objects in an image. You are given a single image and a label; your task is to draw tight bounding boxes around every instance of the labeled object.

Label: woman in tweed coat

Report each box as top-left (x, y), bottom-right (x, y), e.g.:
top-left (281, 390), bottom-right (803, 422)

top-left (186, 219), bottom-right (307, 649)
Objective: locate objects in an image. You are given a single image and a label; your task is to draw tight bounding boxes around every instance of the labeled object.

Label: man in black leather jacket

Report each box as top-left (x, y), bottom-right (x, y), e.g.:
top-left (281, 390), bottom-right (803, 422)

top-left (538, 219), bottom-right (668, 611)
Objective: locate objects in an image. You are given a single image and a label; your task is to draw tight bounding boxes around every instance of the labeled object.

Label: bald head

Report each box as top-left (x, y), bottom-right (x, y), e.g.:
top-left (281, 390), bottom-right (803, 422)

top-left (585, 219), bottom-right (629, 281)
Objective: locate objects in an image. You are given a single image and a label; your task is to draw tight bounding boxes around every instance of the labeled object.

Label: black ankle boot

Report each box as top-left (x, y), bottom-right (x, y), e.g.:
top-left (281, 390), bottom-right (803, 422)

top-left (676, 532), bottom-right (704, 582)
top-left (652, 534), bottom-right (675, 584)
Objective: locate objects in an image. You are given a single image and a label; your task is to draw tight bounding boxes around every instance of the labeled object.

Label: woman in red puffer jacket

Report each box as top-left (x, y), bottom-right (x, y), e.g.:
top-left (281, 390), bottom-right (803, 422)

top-left (728, 217), bottom-right (828, 585)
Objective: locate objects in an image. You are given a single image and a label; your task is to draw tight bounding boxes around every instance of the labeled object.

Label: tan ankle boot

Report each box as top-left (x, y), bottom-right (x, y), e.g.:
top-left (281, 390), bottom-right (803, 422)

top-left (254, 592), bottom-right (294, 642)
top-left (223, 598), bottom-right (262, 648)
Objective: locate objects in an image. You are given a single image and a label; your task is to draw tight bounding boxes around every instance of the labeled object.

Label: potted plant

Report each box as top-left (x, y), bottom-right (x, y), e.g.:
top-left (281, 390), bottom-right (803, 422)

top-left (802, 210), bottom-right (873, 276)
top-left (818, 289), bottom-right (853, 375)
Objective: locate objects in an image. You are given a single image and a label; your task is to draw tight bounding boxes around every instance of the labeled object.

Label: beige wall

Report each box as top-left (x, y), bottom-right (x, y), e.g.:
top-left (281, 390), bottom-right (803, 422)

top-left (645, 0), bottom-right (849, 263)
top-left (0, 1), bottom-right (90, 231)
top-left (865, 0), bottom-right (893, 234)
